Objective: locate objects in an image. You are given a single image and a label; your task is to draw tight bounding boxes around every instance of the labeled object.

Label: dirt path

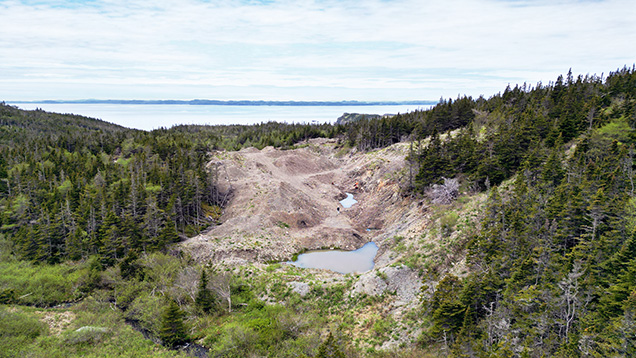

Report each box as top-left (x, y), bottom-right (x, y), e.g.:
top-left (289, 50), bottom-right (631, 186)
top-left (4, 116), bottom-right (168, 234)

top-left (182, 138), bottom-right (423, 266)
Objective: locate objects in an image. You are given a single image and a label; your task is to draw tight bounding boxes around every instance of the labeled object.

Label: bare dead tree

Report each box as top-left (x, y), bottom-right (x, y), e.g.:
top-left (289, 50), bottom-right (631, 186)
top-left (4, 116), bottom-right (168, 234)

top-left (624, 148), bottom-right (635, 197)
top-left (143, 196), bottom-right (161, 239)
top-left (172, 266), bottom-right (200, 305)
top-left (558, 262), bottom-right (584, 341)
top-left (587, 107), bottom-right (596, 130)
top-left (209, 270), bottom-right (233, 312)
top-left (276, 309), bottom-right (309, 339)
top-left (427, 177), bottom-right (460, 205)
top-left (129, 168), bottom-right (139, 217)
top-left (404, 139), bottom-right (421, 194)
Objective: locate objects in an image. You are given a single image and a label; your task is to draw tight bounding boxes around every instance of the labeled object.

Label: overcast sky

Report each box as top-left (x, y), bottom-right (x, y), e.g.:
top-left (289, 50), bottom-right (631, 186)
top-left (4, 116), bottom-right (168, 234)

top-left (1, 0), bottom-right (635, 102)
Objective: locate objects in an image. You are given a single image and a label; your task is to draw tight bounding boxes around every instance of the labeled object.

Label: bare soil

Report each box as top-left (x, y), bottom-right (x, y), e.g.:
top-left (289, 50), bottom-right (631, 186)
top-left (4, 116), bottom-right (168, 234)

top-left (181, 138), bottom-right (428, 266)
top-left (35, 310), bottom-right (75, 335)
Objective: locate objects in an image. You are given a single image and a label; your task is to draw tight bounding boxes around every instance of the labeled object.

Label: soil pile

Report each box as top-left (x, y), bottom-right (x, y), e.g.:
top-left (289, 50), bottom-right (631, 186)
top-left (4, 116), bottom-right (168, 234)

top-left (181, 138), bottom-right (425, 266)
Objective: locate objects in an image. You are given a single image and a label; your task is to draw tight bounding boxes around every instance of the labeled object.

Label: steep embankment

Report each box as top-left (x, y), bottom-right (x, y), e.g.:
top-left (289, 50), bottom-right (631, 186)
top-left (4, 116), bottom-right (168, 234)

top-left (182, 138), bottom-right (424, 266)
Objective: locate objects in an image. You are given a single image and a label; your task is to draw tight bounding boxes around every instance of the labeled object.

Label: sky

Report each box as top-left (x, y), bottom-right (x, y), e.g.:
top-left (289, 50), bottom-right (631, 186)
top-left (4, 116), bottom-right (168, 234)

top-left (1, 0), bottom-right (635, 102)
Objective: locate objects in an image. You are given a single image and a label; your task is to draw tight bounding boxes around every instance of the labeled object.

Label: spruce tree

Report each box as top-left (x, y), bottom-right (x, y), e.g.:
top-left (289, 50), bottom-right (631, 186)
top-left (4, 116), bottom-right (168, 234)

top-left (119, 249), bottom-right (141, 280)
top-left (195, 269), bottom-right (214, 314)
top-left (159, 299), bottom-right (188, 348)
top-left (316, 332), bottom-right (345, 358)
top-left (541, 146), bottom-right (565, 188)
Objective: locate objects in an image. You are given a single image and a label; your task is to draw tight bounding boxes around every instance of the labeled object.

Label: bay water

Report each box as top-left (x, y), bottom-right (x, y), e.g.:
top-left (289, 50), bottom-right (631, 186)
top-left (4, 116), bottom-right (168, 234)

top-left (12, 103), bottom-right (426, 131)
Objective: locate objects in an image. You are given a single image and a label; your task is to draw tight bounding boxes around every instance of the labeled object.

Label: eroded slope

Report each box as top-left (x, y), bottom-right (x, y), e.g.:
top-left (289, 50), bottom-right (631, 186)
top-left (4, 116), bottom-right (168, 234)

top-left (182, 139), bottom-right (421, 266)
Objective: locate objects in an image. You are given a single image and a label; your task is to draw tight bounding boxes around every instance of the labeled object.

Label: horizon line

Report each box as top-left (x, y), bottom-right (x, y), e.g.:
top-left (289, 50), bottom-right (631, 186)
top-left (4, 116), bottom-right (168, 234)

top-left (7, 99), bottom-right (437, 106)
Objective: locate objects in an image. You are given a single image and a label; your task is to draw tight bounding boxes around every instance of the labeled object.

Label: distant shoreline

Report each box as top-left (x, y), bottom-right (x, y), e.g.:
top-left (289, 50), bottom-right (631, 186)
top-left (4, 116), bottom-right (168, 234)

top-left (9, 99), bottom-right (435, 107)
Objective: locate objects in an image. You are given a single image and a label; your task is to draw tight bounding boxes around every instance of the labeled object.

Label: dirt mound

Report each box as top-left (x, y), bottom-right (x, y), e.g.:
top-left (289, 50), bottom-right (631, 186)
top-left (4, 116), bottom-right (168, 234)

top-left (182, 138), bottom-right (424, 266)
top-left (273, 150), bottom-right (337, 175)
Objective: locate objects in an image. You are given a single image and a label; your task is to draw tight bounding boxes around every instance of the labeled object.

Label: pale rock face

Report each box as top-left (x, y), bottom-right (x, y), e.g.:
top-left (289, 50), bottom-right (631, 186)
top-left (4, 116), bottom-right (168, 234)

top-left (352, 265), bottom-right (422, 307)
top-left (287, 281), bottom-right (311, 297)
top-left (353, 272), bottom-right (388, 296)
top-left (335, 113), bottom-right (383, 125)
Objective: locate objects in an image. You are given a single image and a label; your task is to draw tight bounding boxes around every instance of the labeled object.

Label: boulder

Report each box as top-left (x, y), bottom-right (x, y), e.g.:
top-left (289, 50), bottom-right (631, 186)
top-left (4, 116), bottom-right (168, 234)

top-left (352, 265), bottom-right (421, 306)
top-left (287, 281), bottom-right (310, 297)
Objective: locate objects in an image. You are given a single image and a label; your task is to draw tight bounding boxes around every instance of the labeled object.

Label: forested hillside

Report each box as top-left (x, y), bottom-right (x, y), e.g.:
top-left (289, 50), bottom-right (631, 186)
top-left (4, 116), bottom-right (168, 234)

top-left (0, 104), bottom-right (227, 265)
top-left (413, 67), bottom-right (636, 357)
top-left (1, 66), bottom-right (636, 357)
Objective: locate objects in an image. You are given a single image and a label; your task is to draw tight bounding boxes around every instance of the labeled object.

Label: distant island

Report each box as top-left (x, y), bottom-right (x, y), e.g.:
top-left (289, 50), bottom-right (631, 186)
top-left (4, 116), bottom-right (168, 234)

top-left (11, 99), bottom-right (436, 106)
top-left (335, 112), bottom-right (394, 125)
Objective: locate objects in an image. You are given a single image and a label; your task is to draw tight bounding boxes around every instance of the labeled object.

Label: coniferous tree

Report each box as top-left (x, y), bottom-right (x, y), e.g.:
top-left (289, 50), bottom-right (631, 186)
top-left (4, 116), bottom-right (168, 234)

top-left (119, 249), bottom-right (141, 280)
top-left (195, 269), bottom-right (214, 314)
top-left (158, 221), bottom-right (180, 250)
top-left (430, 275), bottom-right (466, 343)
top-left (159, 299), bottom-right (188, 348)
top-left (316, 332), bottom-right (345, 358)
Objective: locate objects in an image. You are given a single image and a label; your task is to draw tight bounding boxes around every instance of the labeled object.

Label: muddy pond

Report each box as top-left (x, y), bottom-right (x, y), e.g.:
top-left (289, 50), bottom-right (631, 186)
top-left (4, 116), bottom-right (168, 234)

top-left (288, 242), bottom-right (378, 274)
top-left (339, 192), bottom-right (358, 208)
top-left (288, 193), bottom-right (378, 274)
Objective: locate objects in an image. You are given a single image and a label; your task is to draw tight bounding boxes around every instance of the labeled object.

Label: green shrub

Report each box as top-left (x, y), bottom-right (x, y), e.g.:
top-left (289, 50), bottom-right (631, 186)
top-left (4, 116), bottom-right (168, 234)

top-left (440, 212), bottom-right (459, 237)
top-left (207, 321), bottom-right (260, 357)
top-left (125, 293), bottom-right (164, 335)
top-left (0, 288), bottom-right (16, 304)
top-left (372, 316), bottom-right (393, 337)
top-left (0, 261), bottom-right (86, 306)
top-left (115, 279), bottom-right (150, 310)
top-left (597, 117), bottom-right (632, 142)
top-left (0, 306), bottom-right (48, 358)
top-left (0, 307), bottom-right (47, 338)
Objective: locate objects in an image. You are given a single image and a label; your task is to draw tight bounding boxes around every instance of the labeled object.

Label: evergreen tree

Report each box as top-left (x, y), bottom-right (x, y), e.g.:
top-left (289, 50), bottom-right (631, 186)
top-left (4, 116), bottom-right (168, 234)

top-left (157, 221), bottom-right (180, 250)
top-left (541, 145), bottom-right (565, 188)
top-left (195, 269), bottom-right (214, 314)
top-left (430, 275), bottom-right (466, 343)
top-left (159, 299), bottom-right (188, 348)
top-left (119, 249), bottom-right (141, 280)
top-left (316, 332), bottom-right (345, 358)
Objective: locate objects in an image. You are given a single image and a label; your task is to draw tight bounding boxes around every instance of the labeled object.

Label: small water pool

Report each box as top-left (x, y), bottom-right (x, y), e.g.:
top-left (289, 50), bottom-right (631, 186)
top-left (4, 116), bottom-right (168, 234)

top-left (339, 193), bottom-right (358, 208)
top-left (288, 242), bottom-right (378, 274)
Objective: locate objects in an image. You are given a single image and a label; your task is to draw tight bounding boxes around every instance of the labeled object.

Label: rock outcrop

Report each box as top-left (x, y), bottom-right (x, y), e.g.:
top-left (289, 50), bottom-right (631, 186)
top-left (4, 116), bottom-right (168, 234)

top-left (352, 265), bottom-right (422, 307)
top-left (335, 113), bottom-right (383, 125)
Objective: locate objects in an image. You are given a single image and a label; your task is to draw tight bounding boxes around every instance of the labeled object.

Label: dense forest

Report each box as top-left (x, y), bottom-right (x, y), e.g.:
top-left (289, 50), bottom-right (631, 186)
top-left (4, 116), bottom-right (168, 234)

top-left (1, 65), bottom-right (636, 357)
top-left (0, 105), bottom-right (225, 265)
top-left (413, 67), bottom-right (636, 357)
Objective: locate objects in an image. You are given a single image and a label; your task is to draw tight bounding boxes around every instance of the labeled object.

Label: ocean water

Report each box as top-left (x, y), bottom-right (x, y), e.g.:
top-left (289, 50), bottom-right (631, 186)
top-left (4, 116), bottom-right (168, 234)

top-left (12, 103), bottom-right (426, 131)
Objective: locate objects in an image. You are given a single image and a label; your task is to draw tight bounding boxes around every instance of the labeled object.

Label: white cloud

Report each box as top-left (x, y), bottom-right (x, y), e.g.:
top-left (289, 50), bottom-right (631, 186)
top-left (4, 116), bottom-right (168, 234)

top-left (0, 0), bottom-right (635, 101)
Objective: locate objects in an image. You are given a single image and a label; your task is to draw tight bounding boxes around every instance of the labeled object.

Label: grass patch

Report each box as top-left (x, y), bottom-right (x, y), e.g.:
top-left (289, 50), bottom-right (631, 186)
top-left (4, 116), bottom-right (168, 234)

top-left (0, 261), bottom-right (87, 306)
top-left (440, 212), bottom-right (459, 237)
top-left (0, 300), bottom-right (187, 358)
